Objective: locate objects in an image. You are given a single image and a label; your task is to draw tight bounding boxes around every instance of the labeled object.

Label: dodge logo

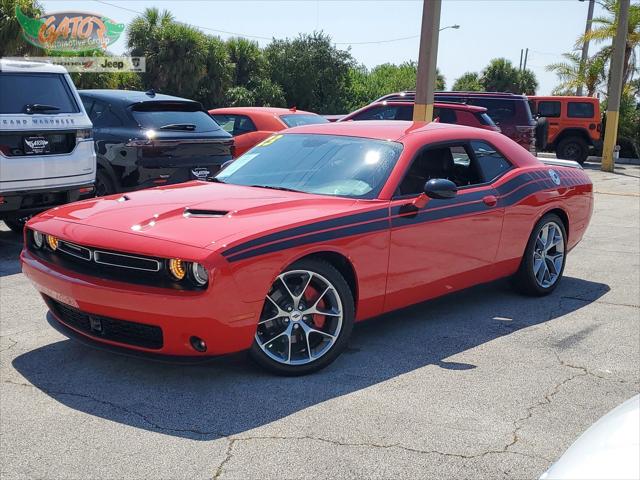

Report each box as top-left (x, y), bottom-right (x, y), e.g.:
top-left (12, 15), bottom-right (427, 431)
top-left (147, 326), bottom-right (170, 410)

top-left (549, 169), bottom-right (561, 186)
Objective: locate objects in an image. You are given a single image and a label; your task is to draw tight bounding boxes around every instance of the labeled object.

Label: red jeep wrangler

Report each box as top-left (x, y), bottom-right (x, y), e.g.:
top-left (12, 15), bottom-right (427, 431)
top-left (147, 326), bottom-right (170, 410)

top-left (529, 96), bottom-right (602, 164)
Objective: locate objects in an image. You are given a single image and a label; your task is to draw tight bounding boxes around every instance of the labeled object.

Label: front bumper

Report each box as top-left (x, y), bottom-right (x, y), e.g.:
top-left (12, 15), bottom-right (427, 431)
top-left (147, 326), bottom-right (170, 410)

top-left (0, 183), bottom-right (94, 220)
top-left (21, 249), bottom-right (262, 357)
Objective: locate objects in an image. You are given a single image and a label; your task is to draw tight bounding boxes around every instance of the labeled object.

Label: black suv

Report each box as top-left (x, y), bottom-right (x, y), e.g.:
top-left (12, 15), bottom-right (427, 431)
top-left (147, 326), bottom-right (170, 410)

top-left (79, 90), bottom-right (233, 196)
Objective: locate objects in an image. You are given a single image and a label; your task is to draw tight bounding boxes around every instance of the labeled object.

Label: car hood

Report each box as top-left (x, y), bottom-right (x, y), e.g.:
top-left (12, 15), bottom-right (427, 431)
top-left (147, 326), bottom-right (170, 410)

top-left (35, 181), bottom-right (372, 250)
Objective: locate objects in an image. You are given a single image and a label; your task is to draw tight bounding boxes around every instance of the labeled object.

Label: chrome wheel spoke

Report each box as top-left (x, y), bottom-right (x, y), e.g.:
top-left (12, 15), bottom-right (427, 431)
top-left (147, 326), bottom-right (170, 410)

top-left (259, 295), bottom-right (288, 324)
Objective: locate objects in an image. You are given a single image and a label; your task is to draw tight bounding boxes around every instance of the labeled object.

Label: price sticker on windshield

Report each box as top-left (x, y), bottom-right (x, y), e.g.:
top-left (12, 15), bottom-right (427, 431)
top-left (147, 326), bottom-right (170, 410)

top-left (257, 134), bottom-right (283, 147)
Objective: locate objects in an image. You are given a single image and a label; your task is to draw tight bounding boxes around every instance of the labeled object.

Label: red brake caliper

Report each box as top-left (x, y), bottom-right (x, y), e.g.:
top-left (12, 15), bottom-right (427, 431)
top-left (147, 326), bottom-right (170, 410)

top-left (304, 285), bottom-right (327, 329)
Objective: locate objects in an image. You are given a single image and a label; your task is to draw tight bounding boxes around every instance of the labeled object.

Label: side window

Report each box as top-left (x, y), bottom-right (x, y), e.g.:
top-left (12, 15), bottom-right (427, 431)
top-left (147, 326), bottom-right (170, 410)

top-left (90, 101), bottom-right (123, 127)
top-left (471, 140), bottom-right (512, 182)
top-left (469, 99), bottom-right (515, 124)
top-left (211, 114), bottom-right (256, 136)
top-left (434, 107), bottom-right (457, 124)
top-left (352, 105), bottom-right (406, 121)
top-left (396, 144), bottom-right (482, 196)
top-left (537, 101), bottom-right (561, 118)
top-left (81, 98), bottom-right (94, 116)
top-left (567, 102), bottom-right (594, 118)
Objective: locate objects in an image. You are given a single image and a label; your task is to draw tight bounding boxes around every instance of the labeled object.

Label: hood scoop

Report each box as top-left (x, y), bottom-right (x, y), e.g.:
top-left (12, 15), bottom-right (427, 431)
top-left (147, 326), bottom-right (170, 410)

top-left (183, 208), bottom-right (229, 218)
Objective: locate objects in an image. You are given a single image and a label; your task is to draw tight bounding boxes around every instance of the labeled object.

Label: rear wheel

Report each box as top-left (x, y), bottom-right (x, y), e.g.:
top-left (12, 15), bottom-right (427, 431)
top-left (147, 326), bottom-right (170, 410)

top-left (514, 214), bottom-right (567, 296)
top-left (556, 136), bottom-right (588, 164)
top-left (3, 218), bottom-right (29, 233)
top-left (95, 169), bottom-right (116, 197)
top-left (249, 259), bottom-right (354, 375)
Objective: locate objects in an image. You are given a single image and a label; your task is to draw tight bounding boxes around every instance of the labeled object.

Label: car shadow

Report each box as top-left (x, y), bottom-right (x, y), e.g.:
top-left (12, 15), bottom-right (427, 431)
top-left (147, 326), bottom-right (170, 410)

top-left (0, 229), bottom-right (23, 277)
top-left (12, 276), bottom-right (609, 440)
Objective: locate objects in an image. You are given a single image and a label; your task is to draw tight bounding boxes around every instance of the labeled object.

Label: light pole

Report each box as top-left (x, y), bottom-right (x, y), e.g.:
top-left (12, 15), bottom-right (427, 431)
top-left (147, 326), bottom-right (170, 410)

top-left (601, 0), bottom-right (630, 172)
top-left (577, 0), bottom-right (596, 96)
top-left (413, 0), bottom-right (442, 122)
top-left (440, 24), bottom-right (460, 32)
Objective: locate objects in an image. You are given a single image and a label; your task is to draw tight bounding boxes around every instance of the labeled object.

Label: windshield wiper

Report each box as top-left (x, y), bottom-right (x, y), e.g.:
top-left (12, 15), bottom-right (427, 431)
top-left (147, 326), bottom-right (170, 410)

top-left (24, 104), bottom-right (60, 114)
top-left (158, 123), bottom-right (196, 131)
top-left (250, 184), bottom-right (304, 193)
top-left (210, 177), bottom-right (226, 183)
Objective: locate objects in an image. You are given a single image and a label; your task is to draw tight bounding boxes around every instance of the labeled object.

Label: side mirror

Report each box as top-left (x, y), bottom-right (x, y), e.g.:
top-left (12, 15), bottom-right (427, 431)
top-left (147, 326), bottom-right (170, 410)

top-left (424, 178), bottom-right (458, 199)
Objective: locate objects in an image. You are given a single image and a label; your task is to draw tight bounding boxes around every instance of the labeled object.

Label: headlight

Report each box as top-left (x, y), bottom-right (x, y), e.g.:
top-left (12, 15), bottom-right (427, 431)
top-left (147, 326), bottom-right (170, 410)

top-left (191, 262), bottom-right (208, 286)
top-left (46, 234), bottom-right (58, 251)
top-left (168, 258), bottom-right (186, 280)
top-left (33, 231), bottom-right (44, 249)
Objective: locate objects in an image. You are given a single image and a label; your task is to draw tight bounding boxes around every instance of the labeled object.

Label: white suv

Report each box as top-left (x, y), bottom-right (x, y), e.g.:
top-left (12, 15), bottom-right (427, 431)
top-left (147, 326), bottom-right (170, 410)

top-left (0, 59), bottom-right (96, 232)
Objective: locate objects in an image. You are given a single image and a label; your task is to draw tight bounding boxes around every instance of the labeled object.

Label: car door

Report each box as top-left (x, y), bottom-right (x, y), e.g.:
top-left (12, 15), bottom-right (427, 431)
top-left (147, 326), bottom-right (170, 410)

top-left (384, 140), bottom-right (508, 311)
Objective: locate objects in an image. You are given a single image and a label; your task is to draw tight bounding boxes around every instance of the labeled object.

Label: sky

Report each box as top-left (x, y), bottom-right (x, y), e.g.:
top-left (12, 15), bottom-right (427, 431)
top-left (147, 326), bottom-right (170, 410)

top-left (40, 0), bottom-right (611, 96)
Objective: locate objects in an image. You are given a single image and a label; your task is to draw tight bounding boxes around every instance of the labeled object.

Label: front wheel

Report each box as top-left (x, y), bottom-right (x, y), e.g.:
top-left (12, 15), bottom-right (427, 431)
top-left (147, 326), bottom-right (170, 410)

top-left (249, 259), bottom-right (355, 375)
top-left (3, 218), bottom-right (29, 233)
top-left (556, 136), bottom-right (588, 164)
top-left (514, 214), bottom-right (567, 296)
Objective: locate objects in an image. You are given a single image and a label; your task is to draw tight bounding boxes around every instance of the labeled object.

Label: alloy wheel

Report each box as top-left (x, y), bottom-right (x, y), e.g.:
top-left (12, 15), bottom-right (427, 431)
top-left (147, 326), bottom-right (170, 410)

top-left (533, 221), bottom-right (565, 288)
top-left (255, 270), bottom-right (343, 365)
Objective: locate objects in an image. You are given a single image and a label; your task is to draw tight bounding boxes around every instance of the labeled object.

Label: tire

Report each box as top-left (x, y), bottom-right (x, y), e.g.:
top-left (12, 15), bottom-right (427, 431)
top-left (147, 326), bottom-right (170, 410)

top-left (249, 258), bottom-right (355, 375)
top-left (514, 213), bottom-right (567, 296)
top-left (556, 136), bottom-right (589, 164)
top-left (535, 117), bottom-right (549, 151)
top-left (3, 218), bottom-right (29, 233)
top-left (95, 169), bottom-right (116, 197)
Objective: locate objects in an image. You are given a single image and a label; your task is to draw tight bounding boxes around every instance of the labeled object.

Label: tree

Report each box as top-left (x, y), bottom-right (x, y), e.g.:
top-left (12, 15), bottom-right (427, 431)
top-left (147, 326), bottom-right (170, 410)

top-left (0, 0), bottom-right (44, 56)
top-left (226, 37), bottom-right (264, 87)
top-left (265, 32), bottom-right (355, 113)
top-left (452, 72), bottom-right (482, 91)
top-left (198, 36), bottom-right (233, 108)
top-left (547, 51), bottom-right (606, 97)
top-left (579, 0), bottom-right (640, 85)
top-left (345, 62), bottom-right (445, 111)
top-left (480, 58), bottom-right (537, 94)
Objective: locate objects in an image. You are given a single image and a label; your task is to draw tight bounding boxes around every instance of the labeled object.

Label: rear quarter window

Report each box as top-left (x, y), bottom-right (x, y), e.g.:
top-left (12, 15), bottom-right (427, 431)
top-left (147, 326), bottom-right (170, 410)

top-left (537, 101), bottom-right (561, 118)
top-left (468, 99), bottom-right (516, 124)
top-left (279, 114), bottom-right (328, 127)
top-left (567, 102), bottom-right (595, 118)
top-left (0, 73), bottom-right (79, 114)
top-left (211, 114), bottom-right (257, 136)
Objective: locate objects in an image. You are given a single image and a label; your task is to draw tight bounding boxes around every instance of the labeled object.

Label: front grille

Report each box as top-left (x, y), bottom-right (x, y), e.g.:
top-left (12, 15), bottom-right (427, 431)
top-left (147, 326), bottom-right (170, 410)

top-left (46, 296), bottom-right (163, 349)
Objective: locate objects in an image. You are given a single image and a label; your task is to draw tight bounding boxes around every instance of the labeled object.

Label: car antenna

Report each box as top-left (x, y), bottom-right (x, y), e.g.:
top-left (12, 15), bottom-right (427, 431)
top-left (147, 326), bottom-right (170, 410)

top-left (146, 89), bottom-right (156, 97)
top-left (290, 105), bottom-right (297, 112)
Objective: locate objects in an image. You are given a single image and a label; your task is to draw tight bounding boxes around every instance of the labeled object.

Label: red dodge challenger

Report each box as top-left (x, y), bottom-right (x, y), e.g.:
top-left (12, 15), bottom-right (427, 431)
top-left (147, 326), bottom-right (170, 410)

top-left (21, 121), bottom-right (593, 375)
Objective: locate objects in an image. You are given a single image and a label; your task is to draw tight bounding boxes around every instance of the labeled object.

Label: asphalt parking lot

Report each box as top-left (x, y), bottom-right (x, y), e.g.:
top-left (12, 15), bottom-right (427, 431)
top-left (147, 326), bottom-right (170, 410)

top-left (1, 163), bottom-right (639, 480)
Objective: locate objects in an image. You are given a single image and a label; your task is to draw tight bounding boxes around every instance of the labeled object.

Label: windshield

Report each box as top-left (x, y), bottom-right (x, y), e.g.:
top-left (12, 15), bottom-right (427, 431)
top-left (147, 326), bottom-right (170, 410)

top-left (0, 73), bottom-right (79, 114)
top-left (131, 103), bottom-right (221, 132)
top-left (217, 133), bottom-right (403, 199)
top-left (279, 114), bottom-right (329, 128)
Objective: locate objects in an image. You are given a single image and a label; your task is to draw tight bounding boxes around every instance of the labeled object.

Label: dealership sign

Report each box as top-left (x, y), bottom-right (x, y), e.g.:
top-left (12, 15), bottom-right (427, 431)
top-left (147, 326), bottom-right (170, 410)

top-left (15, 6), bottom-right (125, 53)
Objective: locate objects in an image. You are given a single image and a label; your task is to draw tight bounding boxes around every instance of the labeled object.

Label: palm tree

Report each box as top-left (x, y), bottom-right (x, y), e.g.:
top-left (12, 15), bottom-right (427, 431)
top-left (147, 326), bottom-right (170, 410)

top-left (547, 51), bottom-right (606, 96)
top-left (0, 0), bottom-right (44, 57)
top-left (578, 0), bottom-right (640, 84)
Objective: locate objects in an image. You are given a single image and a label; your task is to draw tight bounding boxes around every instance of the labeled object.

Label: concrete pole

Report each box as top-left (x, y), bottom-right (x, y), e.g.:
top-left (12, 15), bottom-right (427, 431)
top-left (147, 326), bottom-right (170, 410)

top-left (413, 0), bottom-right (442, 122)
top-left (601, 0), bottom-right (630, 172)
top-left (577, 0), bottom-right (595, 96)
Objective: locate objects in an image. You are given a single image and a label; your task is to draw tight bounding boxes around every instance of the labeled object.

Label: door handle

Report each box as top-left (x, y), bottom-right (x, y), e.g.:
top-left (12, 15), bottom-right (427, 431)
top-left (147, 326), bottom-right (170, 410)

top-left (483, 195), bottom-right (497, 207)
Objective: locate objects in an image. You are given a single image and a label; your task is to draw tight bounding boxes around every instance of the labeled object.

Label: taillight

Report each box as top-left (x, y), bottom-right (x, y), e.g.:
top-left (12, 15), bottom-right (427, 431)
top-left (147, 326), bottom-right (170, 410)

top-left (76, 128), bottom-right (93, 143)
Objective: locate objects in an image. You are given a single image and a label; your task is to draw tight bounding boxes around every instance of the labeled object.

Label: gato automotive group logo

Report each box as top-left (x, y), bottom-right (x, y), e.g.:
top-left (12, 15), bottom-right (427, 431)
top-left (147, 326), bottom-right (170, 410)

top-left (15, 6), bottom-right (124, 52)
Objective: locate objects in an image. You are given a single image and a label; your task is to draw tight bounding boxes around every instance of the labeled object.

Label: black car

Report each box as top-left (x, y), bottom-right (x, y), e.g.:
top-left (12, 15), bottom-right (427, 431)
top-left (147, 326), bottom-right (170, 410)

top-left (79, 90), bottom-right (233, 196)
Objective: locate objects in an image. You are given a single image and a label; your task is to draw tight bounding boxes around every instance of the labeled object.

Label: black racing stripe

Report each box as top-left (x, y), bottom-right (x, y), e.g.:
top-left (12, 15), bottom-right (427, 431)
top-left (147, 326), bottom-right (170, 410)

top-left (391, 200), bottom-right (490, 228)
top-left (221, 207), bottom-right (388, 257)
top-left (224, 172), bottom-right (554, 263)
top-left (226, 219), bottom-right (389, 263)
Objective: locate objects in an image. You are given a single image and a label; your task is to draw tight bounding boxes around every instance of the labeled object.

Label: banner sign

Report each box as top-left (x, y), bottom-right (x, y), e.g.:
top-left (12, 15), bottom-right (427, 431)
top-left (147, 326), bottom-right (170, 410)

top-left (15, 6), bottom-right (125, 53)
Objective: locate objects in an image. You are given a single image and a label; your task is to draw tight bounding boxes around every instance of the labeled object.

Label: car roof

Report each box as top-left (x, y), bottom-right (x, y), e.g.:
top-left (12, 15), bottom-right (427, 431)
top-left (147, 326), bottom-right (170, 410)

top-left (0, 59), bottom-right (68, 74)
top-left (78, 89), bottom-right (201, 107)
top-left (209, 106), bottom-right (317, 116)
top-left (529, 95), bottom-right (599, 103)
top-left (376, 91), bottom-right (528, 103)
top-left (373, 101), bottom-right (487, 113)
top-left (283, 120), bottom-right (473, 141)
